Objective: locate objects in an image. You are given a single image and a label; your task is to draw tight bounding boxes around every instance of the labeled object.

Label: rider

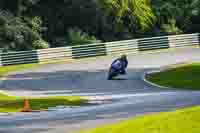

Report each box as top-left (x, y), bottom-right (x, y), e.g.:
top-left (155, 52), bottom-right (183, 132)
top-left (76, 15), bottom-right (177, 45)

top-left (110, 54), bottom-right (128, 75)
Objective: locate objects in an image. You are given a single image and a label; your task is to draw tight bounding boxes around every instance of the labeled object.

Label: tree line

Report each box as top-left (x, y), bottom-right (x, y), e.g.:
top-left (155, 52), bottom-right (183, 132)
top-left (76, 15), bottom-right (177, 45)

top-left (0, 0), bottom-right (199, 51)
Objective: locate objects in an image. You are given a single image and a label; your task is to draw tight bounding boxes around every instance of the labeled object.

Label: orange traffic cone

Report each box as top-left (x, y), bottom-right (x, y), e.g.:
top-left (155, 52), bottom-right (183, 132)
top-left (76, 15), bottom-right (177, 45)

top-left (21, 99), bottom-right (32, 112)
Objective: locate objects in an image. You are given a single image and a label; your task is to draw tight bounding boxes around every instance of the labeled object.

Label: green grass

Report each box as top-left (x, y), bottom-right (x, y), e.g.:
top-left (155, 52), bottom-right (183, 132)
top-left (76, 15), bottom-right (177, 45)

top-left (0, 63), bottom-right (38, 77)
top-left (0, 93), bottom-right (87, 112)
top-left (0, 63), bottom-right (87, 112)
top-left (0, 61), bottom-right (73, 77)
top-left (147, 63), bottom-right (200, 90)
top-left (81, 106), bottom-right (200, 133)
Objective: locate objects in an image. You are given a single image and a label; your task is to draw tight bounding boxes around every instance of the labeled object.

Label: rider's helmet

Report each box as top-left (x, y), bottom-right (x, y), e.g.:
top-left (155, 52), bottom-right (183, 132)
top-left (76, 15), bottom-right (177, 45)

top-left (120, 54), bottom-right (127, 60)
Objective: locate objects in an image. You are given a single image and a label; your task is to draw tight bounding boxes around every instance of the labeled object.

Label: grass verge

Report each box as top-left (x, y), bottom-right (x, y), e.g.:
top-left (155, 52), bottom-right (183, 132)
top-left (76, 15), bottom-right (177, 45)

top-left (146, 63), bottom-right (200, 90)
top-left (81, 106), bottom-right (200, 133)
top-left (0, 93), bottom-right (87, 112)
top-left (0, 60), bottom-right (73, 77)
top-left (0, 63), bottom-right (87, 112)
top-left (0, 63), bottom-right (39, 77)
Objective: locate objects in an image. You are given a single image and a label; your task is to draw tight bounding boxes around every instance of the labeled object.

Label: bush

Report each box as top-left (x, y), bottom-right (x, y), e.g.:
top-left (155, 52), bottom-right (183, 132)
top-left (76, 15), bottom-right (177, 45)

top-left (67, 28), bottom-right (101, 46)
top-left (33, 39), bottom-right (49, 49)
top-left (0, 25), bottom-right (41, 51)
top-left (161, 19), bottom-right (183, 35)
top-left (24, 16), bottom-right (45, 34)
top-left (0, 10), bottom-right (45, 51)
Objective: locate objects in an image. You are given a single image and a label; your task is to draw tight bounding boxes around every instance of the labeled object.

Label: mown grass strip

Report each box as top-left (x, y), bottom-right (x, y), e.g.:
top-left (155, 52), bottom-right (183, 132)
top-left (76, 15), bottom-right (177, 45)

top-left (0, 94), bottom-right (87, 112)
top-left (81, 106), bottom-right (200, 133)
top-left (147, 63), bottom-right (200, 90)
top-left (0, 63), bottom-right (87, 112)
top-left (0, 63), bottom-right (38, 77)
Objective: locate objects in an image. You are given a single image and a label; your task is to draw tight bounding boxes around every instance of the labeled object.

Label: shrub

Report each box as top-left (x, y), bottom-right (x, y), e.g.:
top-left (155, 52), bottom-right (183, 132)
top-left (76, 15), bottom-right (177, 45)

top-left (161, 19), bottom-right (183, 35)
top-left (67, 28), bottom-right (101, 46)
top-left (33, 39), bottom-right (49, 49)
top-left (0, 10), bottom-right (46, 51)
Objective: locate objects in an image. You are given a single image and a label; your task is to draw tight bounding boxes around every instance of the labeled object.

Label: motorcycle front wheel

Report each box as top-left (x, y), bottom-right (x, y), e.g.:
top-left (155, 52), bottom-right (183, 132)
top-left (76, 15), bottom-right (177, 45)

top-left (107, 68), bottom-right (118, 80)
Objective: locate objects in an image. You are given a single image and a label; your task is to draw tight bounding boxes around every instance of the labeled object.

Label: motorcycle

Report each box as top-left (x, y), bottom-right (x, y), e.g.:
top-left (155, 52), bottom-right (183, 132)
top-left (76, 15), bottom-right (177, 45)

top-left (107, 67), bottom-right (120, 80)
top-left (107, 56), bottom-right (128, 80)
top-left (107, 61), bottom-right (126, 80)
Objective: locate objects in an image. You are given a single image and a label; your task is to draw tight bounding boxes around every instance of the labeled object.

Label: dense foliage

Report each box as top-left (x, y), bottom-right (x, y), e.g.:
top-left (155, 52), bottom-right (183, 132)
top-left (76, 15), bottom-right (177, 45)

top-left (0, 0), bottom-right (199, 51)
top-left (0, 11), bottom-right (46, 51)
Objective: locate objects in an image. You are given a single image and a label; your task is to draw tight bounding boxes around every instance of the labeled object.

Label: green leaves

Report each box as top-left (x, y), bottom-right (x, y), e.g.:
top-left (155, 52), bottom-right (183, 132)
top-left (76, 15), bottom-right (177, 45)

top-left (0, 11), bottom-right (45, 51)
top-left (161, 19), bottom-right (183, 35)
top-left (0, 0), bottom-right (199, 50)
top-left (33, 39), bottom-right (49, 49)
top-left (152, 0), bottom-right (200, 31)
top-left (68, 28), bottom-right (101, 46)
top-left (132, 0), bottom-right (156, 31)
top-left (98, 0), bottom-right (156, 32)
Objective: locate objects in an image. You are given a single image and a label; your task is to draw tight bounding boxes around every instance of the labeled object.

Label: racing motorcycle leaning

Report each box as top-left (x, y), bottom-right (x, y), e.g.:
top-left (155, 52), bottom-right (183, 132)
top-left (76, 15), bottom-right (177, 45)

top-left (107, 55), bottom-right (128, 80)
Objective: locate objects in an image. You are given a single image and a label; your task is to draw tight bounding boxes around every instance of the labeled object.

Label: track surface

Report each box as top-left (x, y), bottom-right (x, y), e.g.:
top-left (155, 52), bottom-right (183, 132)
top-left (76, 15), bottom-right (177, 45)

top-left (1, 47), bottom-right (200, 133)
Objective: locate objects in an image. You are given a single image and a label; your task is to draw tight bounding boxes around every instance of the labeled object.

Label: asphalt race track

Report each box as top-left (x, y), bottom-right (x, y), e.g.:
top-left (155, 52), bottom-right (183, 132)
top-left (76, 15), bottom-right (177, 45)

top-left (1, 47), bottom-right (200, 133)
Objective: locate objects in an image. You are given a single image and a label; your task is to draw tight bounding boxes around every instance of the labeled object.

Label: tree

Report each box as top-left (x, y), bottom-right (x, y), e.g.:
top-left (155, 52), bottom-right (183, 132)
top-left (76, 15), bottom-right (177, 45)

top-left (152, 0), bottom-right (199, 31)
top-left (26, 0), bottom-right (115, 44)
top-left (67, 27), bottom-right (101, 45)
top-left (0, 0), bottom-right (40, 16)
top-left (161, 19), bottom-right (182, 35)
top-left (0, 10), bottom-right (47, 51)
top-left (97, 0), bottom-right (156, 32)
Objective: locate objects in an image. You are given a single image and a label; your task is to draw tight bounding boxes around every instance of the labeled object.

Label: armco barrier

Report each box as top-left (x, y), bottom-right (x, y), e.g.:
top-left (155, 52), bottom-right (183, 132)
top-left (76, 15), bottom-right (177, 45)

top-left (0, 49), bottom-right (2, 66)
top-left (168, 33), bottom-right (199, 48)
top-left (106, 39), bottom-right (138, 55)
top-left (72, 43), bottom-right (107, 59)
top-left (37, 46), bottom-right (72, 62)
top-left (138, 36), bottom-right (169, 51)
top-left (0, 33), bottom-right (199, 66)
top-left (1, 50), bottom-right (39, 66)
top-left (1, 46), bottom-right (72, 66)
